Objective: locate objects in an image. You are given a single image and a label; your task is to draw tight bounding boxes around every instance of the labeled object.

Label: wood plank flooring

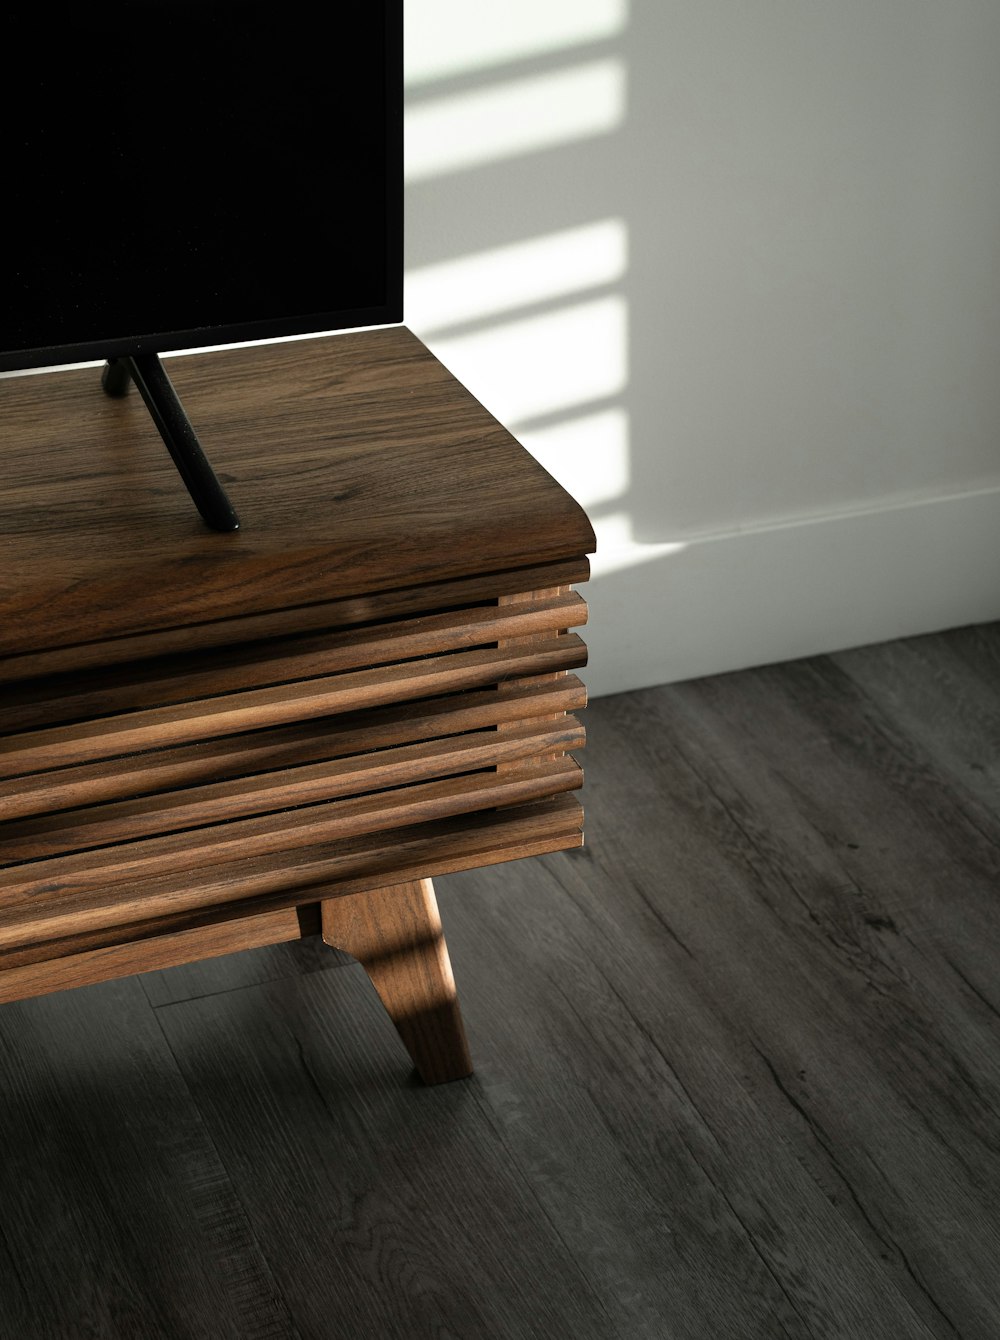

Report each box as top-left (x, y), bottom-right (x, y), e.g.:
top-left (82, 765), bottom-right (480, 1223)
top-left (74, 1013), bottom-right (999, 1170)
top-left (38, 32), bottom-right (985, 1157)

top-left (2, 619), bottom-right (999, 1339)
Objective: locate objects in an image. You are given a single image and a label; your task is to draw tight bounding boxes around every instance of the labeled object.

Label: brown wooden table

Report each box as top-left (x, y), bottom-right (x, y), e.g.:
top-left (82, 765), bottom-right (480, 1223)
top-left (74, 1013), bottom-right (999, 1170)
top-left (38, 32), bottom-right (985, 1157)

top-left (0, 327), bottom-right (594, 1083)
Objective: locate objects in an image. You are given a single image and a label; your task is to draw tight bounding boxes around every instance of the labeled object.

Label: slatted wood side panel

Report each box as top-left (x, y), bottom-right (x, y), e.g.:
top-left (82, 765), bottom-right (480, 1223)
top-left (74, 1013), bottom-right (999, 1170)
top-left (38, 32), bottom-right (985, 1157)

top-left (0, 795), bottom-right (584, 1002)
top-left (0, 678), bottom-right (587, 823)
top-left (0, 591), bottom-right (588, 738)
top-left (1, 719), bottom-right (586, 863)
top-left (0, 762), bottom-right (584, 941)
top-left (497, 586), bottom-right (582, 769)
top-left (0, 637), bottom-right (588, 777)
top-left (0, 583), bottom-right (590, 982)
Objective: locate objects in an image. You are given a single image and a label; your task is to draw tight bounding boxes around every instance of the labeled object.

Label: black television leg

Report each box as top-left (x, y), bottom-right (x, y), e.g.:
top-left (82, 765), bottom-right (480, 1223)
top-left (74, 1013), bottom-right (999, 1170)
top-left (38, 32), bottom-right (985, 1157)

top-left (101, 354), bottom-right (240, 532)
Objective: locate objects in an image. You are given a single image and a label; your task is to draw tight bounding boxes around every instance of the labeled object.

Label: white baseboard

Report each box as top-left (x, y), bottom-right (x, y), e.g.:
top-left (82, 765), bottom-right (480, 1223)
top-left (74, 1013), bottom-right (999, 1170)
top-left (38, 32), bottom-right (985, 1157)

top-left (580, 487), bottom-right (1000, 698)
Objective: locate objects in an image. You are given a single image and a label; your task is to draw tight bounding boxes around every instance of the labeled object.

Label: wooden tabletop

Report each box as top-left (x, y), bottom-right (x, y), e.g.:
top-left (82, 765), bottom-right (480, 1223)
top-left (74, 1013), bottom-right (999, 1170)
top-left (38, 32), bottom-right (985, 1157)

top-left (0, 328), bottom-right (595, 657)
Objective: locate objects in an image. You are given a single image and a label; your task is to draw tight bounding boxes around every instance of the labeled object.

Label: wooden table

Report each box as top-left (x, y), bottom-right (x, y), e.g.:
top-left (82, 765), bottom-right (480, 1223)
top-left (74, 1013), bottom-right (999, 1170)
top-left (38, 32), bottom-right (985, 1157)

top-left (0, 327), bottom-right (594, 1083)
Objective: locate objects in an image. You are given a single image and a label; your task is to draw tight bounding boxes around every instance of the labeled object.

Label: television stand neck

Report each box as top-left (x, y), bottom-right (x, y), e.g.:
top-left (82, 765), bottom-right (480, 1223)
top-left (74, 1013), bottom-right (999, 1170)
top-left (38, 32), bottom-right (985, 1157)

top-left (101, 354), bottom-right (240, 532)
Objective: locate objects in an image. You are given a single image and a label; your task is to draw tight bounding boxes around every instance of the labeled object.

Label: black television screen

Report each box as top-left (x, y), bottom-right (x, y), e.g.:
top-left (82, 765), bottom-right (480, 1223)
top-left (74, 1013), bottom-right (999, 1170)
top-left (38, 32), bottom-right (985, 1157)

top-left (1, 0), bottom-right (402, 373)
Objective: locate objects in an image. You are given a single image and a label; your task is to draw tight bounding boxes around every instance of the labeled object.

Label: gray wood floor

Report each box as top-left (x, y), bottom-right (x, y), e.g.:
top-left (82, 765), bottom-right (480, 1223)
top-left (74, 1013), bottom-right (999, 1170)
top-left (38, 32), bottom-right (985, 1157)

top-left (3, 620), bottom-right (999, 1339)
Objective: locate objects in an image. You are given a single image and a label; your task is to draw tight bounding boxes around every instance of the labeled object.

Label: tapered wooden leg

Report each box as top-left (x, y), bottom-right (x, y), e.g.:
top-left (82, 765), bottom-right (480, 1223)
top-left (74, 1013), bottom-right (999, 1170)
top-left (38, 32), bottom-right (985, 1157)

top-left (321, 878), bottom-right (473, 1085)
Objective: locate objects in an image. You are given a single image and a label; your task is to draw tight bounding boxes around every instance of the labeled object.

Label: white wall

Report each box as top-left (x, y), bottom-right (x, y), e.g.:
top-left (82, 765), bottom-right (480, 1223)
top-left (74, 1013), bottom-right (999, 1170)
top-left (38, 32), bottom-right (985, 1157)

top-left (403, 1), bottom-right (1000, 697)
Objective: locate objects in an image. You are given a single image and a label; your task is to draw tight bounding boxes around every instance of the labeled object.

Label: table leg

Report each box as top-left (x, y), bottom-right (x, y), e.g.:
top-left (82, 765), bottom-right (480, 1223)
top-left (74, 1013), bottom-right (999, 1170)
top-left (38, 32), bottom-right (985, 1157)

top-left (321, 878), bottom-right (473, 1085)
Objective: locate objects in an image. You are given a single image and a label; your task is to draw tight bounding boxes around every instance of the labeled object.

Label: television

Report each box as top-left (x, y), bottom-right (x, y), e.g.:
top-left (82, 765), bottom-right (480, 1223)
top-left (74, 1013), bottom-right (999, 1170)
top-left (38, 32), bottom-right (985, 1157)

top-left (2, 1), bottom-right (403, 529)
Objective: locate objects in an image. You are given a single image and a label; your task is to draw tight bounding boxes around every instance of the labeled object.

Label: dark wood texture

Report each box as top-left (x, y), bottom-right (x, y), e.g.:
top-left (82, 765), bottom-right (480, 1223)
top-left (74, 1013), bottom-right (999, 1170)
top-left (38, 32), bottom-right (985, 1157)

top-left (0, 794), bottom-right (584, 988)
top-left (0, 635), bottom-right (587, 775)
top-left (322, 878), bottom-right (473, 1086)
top-left (1, 333), bottom-right (592, 1048)
top-left (0, 676), bottom-right (588, 822)
top-left (0, 556), bottom-right (590, 684)
top-left (0, 592), bottom-right (588, 734)
top-left (0, 327), bottom-right (595, 656)
top-left (1, 718), bottom-right (585, 862)
top-left (1, 618), bottom-right (997, 1338)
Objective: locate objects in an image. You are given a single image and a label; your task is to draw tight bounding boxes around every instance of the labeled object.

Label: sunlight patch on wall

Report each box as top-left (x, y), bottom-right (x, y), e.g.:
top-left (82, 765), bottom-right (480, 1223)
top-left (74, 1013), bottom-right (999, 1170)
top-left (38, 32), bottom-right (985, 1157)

top-left (427, 295), bottom-right (627, 425)
top-left (594, 514), bottom-right (688, 575)
top-left (405, 220), bottom-right (628, 333)
top-left (405, 60), bottom-right (626, 183)
top-left (404, 0), bottom-right (627, 88)
top-left (518, 407), bottom-right (629, 511)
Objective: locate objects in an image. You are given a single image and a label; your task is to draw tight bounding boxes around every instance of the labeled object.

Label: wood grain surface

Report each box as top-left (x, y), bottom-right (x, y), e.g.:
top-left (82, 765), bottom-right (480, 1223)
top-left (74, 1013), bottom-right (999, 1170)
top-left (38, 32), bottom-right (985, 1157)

top-left (1, 327), bottom-right (591, 1043)
top-left (0, 327), bottom-right (596, 655)
top-left (0, 635), bottom-right (587, 776)
top-left (0, 675), bottom-right (588, 822)
top-left (0, 591), bottom-right (587, 733)
top-left (0, 760), bottom-right (584, 945)
top-left (1, 717), bottom-right (585, 862)
top-left (0, 793), bottom-right (584, 1002)
top-left (322, 879), bottom-right (473, 1086)
top-left (0, 556), bottom-right (590, 683)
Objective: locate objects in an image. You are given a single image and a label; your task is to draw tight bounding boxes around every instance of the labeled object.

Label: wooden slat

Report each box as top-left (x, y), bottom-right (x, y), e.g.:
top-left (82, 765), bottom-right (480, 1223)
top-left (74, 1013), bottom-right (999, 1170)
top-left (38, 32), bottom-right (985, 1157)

top-left (0, 797), bottom-right (583, 1001)
top-left (0, 716), bottom-right (585, 863)
top-left (0, 675), bottom-right (588, 822)
top-left (499, 586), bottom-right (574, 767)
top-left (0, 634), bottom-right (588, 778)
top-left (0, 758), bottom-right (583, 943)
top-left (0, 903), bottom-right (321, 1004)
top-left (0, 795), bottom-right (581, 971)
top-left (0, 790), bottom-right (584, 958)
top-left (0, 557), bottom-right (590, 684)
top-left (0, 899), bottom-right (324, 975)
top-left (0, 591), bottom-right (588, 734)
top-left (321, 877), bottom-right (474, 1085)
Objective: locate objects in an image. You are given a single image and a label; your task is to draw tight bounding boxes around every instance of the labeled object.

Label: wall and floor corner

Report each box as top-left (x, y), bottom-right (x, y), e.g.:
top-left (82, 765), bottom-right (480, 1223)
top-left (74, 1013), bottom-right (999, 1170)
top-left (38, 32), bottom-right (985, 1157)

top-left (403, 0), bottom-right (1000, 700)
